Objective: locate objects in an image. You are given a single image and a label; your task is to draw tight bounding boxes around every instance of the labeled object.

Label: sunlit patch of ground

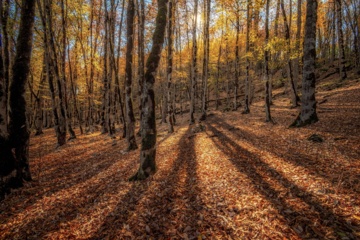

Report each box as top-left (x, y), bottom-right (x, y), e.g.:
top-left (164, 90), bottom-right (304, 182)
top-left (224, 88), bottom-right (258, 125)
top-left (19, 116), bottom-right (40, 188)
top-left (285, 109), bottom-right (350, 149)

top-left (1, 80), bottom-right (359, 239)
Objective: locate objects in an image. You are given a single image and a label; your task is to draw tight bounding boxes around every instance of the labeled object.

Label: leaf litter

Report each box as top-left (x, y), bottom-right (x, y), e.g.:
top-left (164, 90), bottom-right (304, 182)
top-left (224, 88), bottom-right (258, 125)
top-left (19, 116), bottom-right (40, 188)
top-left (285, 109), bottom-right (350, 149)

top-left (1, 80), bottom-right (360, 239)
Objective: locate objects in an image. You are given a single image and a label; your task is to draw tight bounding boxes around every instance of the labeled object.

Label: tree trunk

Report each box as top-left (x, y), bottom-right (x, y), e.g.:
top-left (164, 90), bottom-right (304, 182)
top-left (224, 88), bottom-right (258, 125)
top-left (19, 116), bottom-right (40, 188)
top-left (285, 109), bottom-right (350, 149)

top-left (189, 0), bottom-right (198, 125)
top-left (125, 0), bottom-right (138, 151)
top-left (37, 0), bottom-right (67, 147)
top-left (45, 0), bottom-right (68, 146)
top-left (0, 0), bottom-right (10, 126)
top-left (264, 0), bottom-right (273, 122)
top-left (129, 0), bottom-right (168, 181)
top-left (233, 10), bottom-right (240, 111)
top-left (166, 0), bottom-right (175, 132)
top-left (336, 0), bottom-right (347, 80)
top-left (1, 0), bottom-right (36, 200)
top-left (243, 0), bottom-right (251, 114)
top-left (200, 0), bottom-right (210, 120)
top-left (293, 0), bottom-right (302, 88)
top-left (280, 0), bottom-right (300, 107)
top-left (61, 0), bottom-right (76, 140)
top-left (291, 0), bottom-right (318, 127)
top-left (137, 0), bottom-right (145, 136)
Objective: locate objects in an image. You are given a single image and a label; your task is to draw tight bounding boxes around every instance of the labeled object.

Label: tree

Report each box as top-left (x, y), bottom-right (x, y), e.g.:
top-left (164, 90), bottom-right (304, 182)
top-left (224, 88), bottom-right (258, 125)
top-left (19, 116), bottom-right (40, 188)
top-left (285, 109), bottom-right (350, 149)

top-left (166, 0), bottom-right (175, 132)
top-left (291, 0), bottom-right (318, 127)
top-left (280, 0), bottom-right (300, 107)
top-left (242, 0), bottom-right (251, 114)
top-left (200, 0), bottom-right (210, 120)
top-left (125, 0), bottom-right (138, 151)
top-left (336, 0), bottom-right (347, 80)
top-left (189, 0), bottom-right (198, 124)
top-left (130, 0), bottom-right (168, 181)
top-left (0, 0), bottom-right (36, 199)
top-left (264, 0), bottom-right (273, 122)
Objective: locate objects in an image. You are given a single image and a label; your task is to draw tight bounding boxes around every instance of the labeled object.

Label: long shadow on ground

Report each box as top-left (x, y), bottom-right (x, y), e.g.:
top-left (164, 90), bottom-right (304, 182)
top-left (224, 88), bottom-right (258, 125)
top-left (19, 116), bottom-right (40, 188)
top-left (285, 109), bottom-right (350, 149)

top-left (210, 115), bottom-right (360, 194)
top-left (205, 119), bottom-right (358, 239)
top-left (0, 138), bottom-right (125, 226)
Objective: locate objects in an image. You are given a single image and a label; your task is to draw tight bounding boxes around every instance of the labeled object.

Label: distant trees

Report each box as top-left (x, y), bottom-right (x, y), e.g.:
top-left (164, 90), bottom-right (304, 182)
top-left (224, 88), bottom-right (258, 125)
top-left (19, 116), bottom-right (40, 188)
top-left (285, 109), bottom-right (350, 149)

top-left (1, 0), bottom-right (360, 194)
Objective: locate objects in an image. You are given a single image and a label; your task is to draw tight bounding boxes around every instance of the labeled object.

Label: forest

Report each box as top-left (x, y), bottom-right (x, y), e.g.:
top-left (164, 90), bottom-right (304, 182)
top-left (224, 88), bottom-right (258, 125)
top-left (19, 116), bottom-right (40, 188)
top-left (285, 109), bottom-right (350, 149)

top-left (0, 0), bottom-right (360, 238)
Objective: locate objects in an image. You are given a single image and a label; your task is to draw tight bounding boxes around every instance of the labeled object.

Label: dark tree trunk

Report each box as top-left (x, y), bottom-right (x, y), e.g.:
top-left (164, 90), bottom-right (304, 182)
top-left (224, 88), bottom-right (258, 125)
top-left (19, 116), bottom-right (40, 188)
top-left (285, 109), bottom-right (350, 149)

top-left (61, 0), bottom-right (76, 140)
top-left (200, 0), bottom-right (210, 120)
top-left (243, 0), bottom-right (251, 114)
top-left (264, 0), bottom-right (273, 122)
top-left (129, 0), bottom-right (168, 181)
top-left (0, 0), bottom-right (10, 125)
top-left (137, 0), bottom-right (145, 136)
top-left (280, 0), bottom-right (300, 107)
top-left (336, 0), bottom-right (347, 80)
top-left (125, 0), bottom-right (138, 151)
top-left (189, 0), bottom-right (198, 125)
top-left (166, 0), bottom-right (175, 132)
top-left (1, 0), bottom-right (36, 200)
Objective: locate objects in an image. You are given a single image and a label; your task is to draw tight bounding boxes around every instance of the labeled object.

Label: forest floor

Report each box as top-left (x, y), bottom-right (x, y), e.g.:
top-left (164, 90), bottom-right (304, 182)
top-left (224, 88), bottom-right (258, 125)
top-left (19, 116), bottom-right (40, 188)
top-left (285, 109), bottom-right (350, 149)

top-left (1, 74), bottom-right (360, 239)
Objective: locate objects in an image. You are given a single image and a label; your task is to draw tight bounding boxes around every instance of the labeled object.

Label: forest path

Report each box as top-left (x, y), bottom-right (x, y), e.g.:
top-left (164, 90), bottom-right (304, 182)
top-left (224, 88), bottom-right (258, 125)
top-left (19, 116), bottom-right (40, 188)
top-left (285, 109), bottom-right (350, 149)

top-left (1, 79), bottom-right (360, 239)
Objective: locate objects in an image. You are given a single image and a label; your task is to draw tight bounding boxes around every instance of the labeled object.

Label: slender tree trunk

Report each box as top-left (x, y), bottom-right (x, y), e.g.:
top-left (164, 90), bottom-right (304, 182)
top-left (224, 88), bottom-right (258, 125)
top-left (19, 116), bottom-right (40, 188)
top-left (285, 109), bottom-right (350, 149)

top-left (291, 0), bottom-right (318, 127)
top-left (331, 1), bottom-right (336, 64)
top-left (101, 1), bottom-right (110, 134)
top-left (189, 0), bottom-right (198, 125)
top-left (61, 0), bottom-right (76, 140)
top-left (264, 0), bottom-right (273, 122)
top-left (129, 0), bottom-right (168, 181)
top-left (336, 0), bottom-right (347, 80)
top-left (136, 0), bottom-right (145, 136)
top-left (166, 0), bottom-right (175, 132)
top-left (280, 0), bottom-right (300, 107)
top-left (243, 0), bottom-right (251, 114)
top-left (113, 0), bottom-right (126, 138)
top-left (0, 0), bottom-right (10, 125)
top-left (125, 0), bottom-right (138, 151)
top-left (45, 0), bottom-right (68, 146)
top-left (233, 10), bottom-right (240, 111)
top-left (37, 0), bottom-right (67, 147)
top-left (293, 0), bottom-right (302, 88)
top-left (200, 0), bottom-right (210, 120)
top-left (216, 36), bottom-right (222, 110)
top-left (34, 58), bottom-right (46, 135)
top-left (67, 39), bottom-right (83, 134)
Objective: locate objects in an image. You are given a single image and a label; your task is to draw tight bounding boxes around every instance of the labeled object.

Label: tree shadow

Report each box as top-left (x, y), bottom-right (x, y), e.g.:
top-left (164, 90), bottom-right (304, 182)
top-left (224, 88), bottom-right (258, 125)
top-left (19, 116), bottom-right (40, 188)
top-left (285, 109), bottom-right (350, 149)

top-left (0, 140), bottom-right (129, 227)
top-left (205, 120), bottom-right (357, 239)
top-left (0, 156), bottom-right (136, 239)
top-left (209, 115), bottom-right (360, 194)
top-left (124, 127), bottom-right (209, 238)
top-left (90, 128), bottom-right (193, 238)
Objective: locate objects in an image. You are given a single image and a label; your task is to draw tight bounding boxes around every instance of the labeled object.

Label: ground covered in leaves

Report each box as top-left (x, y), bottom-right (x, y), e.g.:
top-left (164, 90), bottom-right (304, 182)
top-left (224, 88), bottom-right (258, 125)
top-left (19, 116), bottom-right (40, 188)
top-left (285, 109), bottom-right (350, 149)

top-left (1, 78), bottom-right (360, 239)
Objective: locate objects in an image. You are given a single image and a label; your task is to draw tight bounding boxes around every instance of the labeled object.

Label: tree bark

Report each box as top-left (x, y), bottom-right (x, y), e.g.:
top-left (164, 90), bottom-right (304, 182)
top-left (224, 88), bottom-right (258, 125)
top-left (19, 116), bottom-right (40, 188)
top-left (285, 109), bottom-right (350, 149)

top-left (243, 0), bottom-right (251, 114)
top-left (189, 0), bottom-right (198, 125)
top-left (129, 0), bottom-right (168, 181)
top-left (1, 0), bottom-right (36, 199)
top-left (293, 0), bottom-right (302, 88)
top-left (200, 0), bottom-right (210, 120)
top-left (166, 0), bottom-right (175, 132)
top-left (336, 0), bottom-right (347, 80)
top-left (280, 0), bottom-right (300, 107)
top-left (0, 0), bottom-right (10, 126)
top-left (264, 0), bottom-right (273, 122)
top-left (291, 0), bottom-right (318, 127)
top-left (125, 0), bottom-right (138, 151)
